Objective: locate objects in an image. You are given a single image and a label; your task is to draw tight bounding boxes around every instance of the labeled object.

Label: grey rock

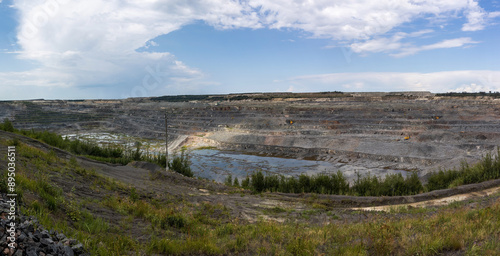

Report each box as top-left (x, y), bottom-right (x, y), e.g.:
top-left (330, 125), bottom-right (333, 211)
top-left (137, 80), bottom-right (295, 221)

top-left (63, 246), bottom-right (74, 256)
top-left (47, 244), bottom-right (58, 254)
top-left (40, 230), bottom-right (50, 239)
top-left (13, 249), bottom-right (23, 256)
top-left (40, 238), bottom-right (54, 246)
top-left (56, 233), bottom-right (66, 241)
top-left (18, 232), bottom-right (27, 242)
top-left (0, 194), bottom-right (85, 256)
top-left (26, 248), bottom-right (37, 256)
top-left (71, 243), bottom-right (84, 254)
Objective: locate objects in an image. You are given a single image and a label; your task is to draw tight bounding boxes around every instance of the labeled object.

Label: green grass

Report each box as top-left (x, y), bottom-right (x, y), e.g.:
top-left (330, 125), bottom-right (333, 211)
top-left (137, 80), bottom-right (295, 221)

top-left (1, 130), bottom-right (500, 255)
top-left (194, 146), bottom-right (217, 150)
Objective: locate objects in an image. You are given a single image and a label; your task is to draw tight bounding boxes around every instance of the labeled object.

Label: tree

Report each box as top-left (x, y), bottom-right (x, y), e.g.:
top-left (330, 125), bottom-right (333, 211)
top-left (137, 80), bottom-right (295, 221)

top-left (241, 176), bottom-right (250, 189)
top-left (251, 171), bottom-right (265, 192)
top-left (225, 174), bottom-right (233, 186)
top-left (1, 118), bottom-right (14, 132)
top-left (168, 151), bottom-right (193, 177)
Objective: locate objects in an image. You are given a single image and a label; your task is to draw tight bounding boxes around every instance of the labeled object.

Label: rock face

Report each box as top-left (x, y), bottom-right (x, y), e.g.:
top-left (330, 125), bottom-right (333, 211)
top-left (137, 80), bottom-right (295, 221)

top-left (0, 194), bottom-right (88, 256)
top-left (1, 92), bottom-right (500, 176)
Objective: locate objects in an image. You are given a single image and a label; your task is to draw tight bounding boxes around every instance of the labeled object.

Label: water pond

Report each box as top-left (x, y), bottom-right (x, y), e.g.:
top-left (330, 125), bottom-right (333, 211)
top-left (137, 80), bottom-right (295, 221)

top-left (188, 149), bottom-right (410, 183)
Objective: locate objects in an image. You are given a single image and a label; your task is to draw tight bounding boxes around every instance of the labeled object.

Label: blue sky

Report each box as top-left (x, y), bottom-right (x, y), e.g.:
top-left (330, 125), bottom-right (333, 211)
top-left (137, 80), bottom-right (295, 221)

top-left (0, 0), bottom-right (500, 100)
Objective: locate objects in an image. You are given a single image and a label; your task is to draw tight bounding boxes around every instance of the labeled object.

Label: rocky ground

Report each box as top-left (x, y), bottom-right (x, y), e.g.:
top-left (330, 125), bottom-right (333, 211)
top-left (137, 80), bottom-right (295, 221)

top-left (0, 194), bottom-right (87, 256)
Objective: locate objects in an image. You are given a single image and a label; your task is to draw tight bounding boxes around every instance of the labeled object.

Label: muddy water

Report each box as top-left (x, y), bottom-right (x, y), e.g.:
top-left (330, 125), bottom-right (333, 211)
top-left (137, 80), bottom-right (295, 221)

top-left (188, 149), bottom-right (410, 183)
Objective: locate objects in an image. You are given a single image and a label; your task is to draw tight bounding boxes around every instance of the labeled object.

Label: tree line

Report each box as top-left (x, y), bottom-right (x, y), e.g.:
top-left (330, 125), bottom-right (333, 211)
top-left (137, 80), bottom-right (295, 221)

top-left (226, 149), bottom-right (500, 196)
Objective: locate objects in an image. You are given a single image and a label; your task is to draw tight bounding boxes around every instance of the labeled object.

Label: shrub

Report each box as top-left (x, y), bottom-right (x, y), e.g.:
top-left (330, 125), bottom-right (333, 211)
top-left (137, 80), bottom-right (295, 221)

top-left (0, 118), bottom-right (15, 132)
top-left (405, 172), bottom-right (424, 195)
top-left (241, 176), bottom-right (250, 189)
top-left (426, 150), bottom-right (500, 191)
top-left (251, 171), bottom-right (265, 193)
top-left (168, 151), bottom-right (193, 177)
top-left (225, 174), bottom-right (233, 186)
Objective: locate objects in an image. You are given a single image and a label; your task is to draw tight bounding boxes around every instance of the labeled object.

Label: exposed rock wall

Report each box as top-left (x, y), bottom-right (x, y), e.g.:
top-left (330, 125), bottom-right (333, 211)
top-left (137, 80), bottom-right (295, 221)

top-left (1, 93), bottom-right (499, 175)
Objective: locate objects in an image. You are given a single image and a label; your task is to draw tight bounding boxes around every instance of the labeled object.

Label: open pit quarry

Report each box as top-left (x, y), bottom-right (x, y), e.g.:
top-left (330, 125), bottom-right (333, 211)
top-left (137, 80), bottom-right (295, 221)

top-left (1, 91), bottom-right (500, 181)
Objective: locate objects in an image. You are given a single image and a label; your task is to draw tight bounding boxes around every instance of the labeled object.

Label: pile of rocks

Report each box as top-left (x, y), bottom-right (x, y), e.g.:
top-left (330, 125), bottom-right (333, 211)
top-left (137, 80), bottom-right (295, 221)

top-left (0, 195), bottom-right (88, 256)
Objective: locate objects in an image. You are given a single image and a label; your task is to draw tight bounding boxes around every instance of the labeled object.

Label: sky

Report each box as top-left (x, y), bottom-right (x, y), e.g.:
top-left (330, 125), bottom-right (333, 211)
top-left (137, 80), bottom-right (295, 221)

top-left (0, 0), bottom-right (499, 100)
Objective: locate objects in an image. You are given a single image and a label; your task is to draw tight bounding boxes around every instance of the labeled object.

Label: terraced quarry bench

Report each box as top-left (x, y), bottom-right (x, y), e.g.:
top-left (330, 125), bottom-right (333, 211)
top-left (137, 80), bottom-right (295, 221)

top-left (1, 92), bottom-right (499, 178)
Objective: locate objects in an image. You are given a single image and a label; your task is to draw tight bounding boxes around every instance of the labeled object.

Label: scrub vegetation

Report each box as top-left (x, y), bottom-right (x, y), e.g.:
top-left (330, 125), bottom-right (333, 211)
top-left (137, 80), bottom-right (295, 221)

top-left (232, 149), bottom-right (500, 197)
top-left (0, 136), bottom-right (499, 255)
top-left (0, 118), bottom-right (191, 177)
top-left (1, 122), bottom-right (500, 255)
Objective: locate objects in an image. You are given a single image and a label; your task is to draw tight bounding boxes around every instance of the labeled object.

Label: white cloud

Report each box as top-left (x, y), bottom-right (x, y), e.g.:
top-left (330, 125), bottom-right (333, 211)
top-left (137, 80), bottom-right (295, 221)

top-left (280, 70), bottom-right (500, 93)
top-left (3, 0), bottom-right (256, 98)
top-left (391, 37), bottom-right (479, 57)
top-left (462, 0), bottom-right (488, 31)
top-left (248, 0), bottom-right (499, 40)
top-left (2, 0), bottom-right (500, 99)
top-left (350, 31), bottom-right (478, 57)
top-left (350, 30), bottom-right (434, 54)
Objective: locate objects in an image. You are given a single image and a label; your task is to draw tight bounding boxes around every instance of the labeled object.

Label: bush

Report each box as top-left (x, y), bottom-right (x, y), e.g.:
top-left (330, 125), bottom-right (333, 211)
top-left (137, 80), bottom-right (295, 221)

top-left (225, 174), bottom-right (233, 186)
top-left (405, 172), bottom-right (424, 195)
top-left (251, 171), bottom-right (265, 193)
top-left (426, 150), bottom-right (500, 191)
top-left (241, 176), bottom-right (250, 189)
top-left (168, 151), bottom-right (193, 177)
top-left (161, 214), bottom-right (186, 229)
top-left (0, 118), bottom-right (15, 132)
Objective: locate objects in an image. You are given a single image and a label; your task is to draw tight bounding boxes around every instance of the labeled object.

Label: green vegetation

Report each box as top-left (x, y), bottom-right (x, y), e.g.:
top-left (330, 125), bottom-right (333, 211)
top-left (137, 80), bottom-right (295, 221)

top-left (437, 91), bottom-right (500, 98)
top-left (194, 146), bottom-right (217, 150)
top-left (0, 118), bottom-right (193, 177)
top-left (1, 131), bottom-right (499, 255)
top-left (2, 118), bottom-right (500, 197)
top-left (426, 151), bottom-right (500, 191)
top-left (240, 170), bottom-right (419, 196)
top-left (0, 118), bottom-right (14, 132)
top-left (241, 150), bottom-right (499, 196)
top-left (167, 150), bottom-right (193, 177)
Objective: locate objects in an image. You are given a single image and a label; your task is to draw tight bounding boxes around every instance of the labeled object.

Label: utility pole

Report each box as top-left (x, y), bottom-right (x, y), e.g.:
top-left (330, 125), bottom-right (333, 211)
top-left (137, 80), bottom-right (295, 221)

top-left (165, 111), bottom-right (168, 171)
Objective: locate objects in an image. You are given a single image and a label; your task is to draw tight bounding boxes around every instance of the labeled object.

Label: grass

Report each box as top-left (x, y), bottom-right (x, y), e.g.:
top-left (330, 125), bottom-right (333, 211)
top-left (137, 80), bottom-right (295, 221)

top-left (194, 146), bottom-right (217, 150)
top-left (1, 132), bottom-right (500, 255)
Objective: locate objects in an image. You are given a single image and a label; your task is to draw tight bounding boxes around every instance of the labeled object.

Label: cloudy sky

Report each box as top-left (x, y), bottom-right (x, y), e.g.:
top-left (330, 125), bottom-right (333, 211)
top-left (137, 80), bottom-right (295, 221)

top-left (0, 0), bottom-right (499, 100)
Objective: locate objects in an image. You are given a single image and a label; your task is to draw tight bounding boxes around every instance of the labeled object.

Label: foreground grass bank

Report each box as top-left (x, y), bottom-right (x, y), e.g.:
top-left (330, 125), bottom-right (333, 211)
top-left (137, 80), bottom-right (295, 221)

top-left (1, 134), bottom-right (500, 255)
